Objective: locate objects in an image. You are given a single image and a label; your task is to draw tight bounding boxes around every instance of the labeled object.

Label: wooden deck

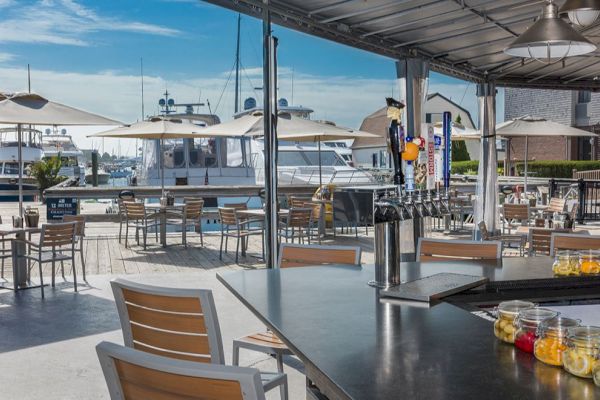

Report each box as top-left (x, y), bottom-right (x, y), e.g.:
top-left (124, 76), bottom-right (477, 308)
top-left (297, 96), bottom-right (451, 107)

top-left (1, 224), bottom-right (376, 281)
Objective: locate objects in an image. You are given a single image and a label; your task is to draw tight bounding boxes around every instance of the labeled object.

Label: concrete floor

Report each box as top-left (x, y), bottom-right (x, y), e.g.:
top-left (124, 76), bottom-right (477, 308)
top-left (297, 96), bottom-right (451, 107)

top-left (0, 269), bottom-right (307, 400)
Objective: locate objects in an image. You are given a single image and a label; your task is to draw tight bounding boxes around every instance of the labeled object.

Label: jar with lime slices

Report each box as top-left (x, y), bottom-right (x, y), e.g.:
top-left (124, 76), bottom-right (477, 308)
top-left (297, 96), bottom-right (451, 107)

top-left (563, 326), bottom-right (600, 378)
top-left (494, 300), bottom-right (535, 344)
top-left (552, 250), bottom-right (580, 276)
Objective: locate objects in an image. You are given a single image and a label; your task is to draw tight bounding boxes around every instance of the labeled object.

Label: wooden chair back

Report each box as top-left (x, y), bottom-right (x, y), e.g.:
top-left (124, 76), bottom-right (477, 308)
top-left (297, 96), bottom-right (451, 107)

top-left (40, 222), bottom-right (77, 248)
top-left (184, 200), bottom-right (204, 219)
top-left (285, 208), bottom-right (312, 229)
top-left (218, 207), bottom-right (238, 226)
top-left (96, 342), bottom-right (265, 400)
top-left (417, 238), bottom-right (502, 261)
top-left (62, 215), bottom-right (86, 237)
top-left (550, 233), bottom-right (600, 256)
top-left (124, 201), bottom-right (145, 219)
top-left (223, 203), bottom-right (248, 211)
top-left (288, 196), bottom-right (311, 209)
top-left (110, 279), bottom-right (225, 364)
top-left (529, 228), bottom-right (570, 255)
top-left (503, 203), bottom-right (529, 221)
top-left (547, 197), bottom-right (566, 213)
top-left (303, 202), bottom-right (321, 221)
top-left (278, 243), bottom-right (361, 268)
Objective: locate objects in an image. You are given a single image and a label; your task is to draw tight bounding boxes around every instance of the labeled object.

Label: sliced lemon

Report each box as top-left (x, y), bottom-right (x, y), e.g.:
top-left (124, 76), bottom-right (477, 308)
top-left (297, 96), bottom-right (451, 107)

top-left (564, 351), bottom-right (591, 377)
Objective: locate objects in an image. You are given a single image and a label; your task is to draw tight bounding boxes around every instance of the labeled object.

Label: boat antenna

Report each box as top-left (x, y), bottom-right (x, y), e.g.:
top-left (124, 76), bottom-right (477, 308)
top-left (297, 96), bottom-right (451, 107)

top-left (234, 13), bottom-right (241, 114)
top-left (27, 64), bottom-right (31, 93)
top-left (207, 99), bottom-right (212, 115)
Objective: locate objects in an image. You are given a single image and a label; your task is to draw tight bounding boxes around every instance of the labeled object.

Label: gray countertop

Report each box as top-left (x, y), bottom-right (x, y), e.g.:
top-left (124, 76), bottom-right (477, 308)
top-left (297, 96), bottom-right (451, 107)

top-left (218, 261), bottom-right (600, 400)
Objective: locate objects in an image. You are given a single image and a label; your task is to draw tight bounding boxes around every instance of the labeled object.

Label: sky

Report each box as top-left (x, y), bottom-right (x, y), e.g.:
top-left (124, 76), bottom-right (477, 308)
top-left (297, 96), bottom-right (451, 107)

top-left (0, 0), bottom-right (505, 156)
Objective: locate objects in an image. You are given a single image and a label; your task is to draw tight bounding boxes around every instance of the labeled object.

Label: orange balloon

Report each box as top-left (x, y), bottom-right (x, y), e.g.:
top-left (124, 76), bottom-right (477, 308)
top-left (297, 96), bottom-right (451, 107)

top-left (401, 142), bottom-right (419, 161)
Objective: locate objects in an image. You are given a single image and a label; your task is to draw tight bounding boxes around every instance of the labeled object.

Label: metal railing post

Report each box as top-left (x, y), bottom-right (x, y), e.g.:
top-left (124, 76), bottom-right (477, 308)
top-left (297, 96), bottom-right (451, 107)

top-left (578, 178), bottom-right (586, 224)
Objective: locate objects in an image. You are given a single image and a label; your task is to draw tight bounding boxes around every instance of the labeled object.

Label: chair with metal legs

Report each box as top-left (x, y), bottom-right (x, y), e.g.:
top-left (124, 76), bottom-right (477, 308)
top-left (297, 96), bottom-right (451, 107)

top-left (123, 202), bottom-right (159, 250)
top-left (96, 341), bottom-right (268, 400)
top-left (110, 279), bottom-right (287, 400)
top-left (232, 243), bottom-right (361, 382)
top-left (22, 222), bottom-right (77, 298)
top-left (62, 215), bottom-right (87, 281)
top-left (0, 216), bottom-right (12, 280)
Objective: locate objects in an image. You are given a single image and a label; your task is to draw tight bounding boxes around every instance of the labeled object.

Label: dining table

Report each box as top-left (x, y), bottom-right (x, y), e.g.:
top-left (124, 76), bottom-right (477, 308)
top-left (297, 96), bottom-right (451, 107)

top-left (0, 223), bottom-right (42, 290)
top-left (218, 257), bottom-right (600, 400)
top-left (145, 203), bottom-right (185, 247)
top-left (235, 209), bottom-right (289, 258)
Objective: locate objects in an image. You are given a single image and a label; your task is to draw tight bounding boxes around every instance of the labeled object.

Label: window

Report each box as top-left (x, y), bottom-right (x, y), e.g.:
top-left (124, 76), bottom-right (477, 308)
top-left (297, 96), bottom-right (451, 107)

top-left (304, 151), bottom-right (346, 166)
top-left (4, 163), bottom-right (18, 175)
top-left (578, 90), bottom-right (591, 104)
top-left (278, 151), bottom-right (308, 166)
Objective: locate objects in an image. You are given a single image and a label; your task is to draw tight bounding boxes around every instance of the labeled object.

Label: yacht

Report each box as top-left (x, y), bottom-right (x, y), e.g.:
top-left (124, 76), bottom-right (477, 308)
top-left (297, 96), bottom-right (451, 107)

top-left (0, 127), bottom-right (43, 201)
top-left (42, 128), bottom-right (86, 186)
top-left (85, 167), bottom-right (110, 185)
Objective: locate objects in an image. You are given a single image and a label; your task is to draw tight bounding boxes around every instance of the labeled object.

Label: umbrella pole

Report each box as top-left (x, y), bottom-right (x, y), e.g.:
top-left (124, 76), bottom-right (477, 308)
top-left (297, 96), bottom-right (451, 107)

top-left (160, 138), bottom-right (165, 195)
top-left (18, 124), bottom-right (23, 218)
top-left (524, 136), bottom-right (528, 198)
top-left (318, 140), bottom-right (322, 188)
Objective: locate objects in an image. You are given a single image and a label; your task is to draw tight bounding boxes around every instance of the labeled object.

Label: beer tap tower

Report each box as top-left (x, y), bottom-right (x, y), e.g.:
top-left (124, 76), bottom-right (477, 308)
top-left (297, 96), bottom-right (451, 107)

top-left (369, 98), bottom-right (451, 288)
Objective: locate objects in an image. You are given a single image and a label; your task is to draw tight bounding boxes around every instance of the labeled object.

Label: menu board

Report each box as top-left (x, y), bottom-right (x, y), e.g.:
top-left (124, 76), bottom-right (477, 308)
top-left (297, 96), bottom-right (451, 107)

top-left (46, 198), bottom-right (79, 221)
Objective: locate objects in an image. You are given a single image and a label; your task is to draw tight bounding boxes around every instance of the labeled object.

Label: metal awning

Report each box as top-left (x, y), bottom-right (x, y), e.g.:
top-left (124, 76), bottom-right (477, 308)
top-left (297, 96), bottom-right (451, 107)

top-left (201, 0), bottom-right (600, 90)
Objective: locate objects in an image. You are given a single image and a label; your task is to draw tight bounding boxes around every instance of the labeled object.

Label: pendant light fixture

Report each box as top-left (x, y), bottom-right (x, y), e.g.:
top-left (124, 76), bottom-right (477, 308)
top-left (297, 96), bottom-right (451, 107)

top-left (559, 0), bottom-right (600, 27)
top-left (504, 1), bottom-right (596, 64)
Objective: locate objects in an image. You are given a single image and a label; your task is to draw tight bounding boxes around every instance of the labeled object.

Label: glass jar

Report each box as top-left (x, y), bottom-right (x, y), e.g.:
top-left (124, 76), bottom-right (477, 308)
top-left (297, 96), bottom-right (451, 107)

top-left (579, 250), bottom-right (600, 275)
top-left (494, 300), bottom-right (535, 344)
top-left (552, 250), bottom-right (580, 276)
top-left (514, 308), bottom-right (559, 353)
top-left (593, 353), bottom-right (600, 386)
top-left (563, 326), bottom-right (600, 378)
top-left (534, 316), bottom-right (581, 366)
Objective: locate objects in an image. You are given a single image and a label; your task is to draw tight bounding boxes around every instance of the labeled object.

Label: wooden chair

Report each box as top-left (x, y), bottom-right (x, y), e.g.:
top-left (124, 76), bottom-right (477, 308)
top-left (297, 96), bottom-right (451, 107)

top-left (288, 196), bottom-right (311, 209)
top-left (96, 341), bottom-right (268, 400)
top-left (550, 232), bottom-right (599, 256)
top-left (278, 207), bottom-right (312, 244)
top-left (123, 202), bottom-right (159, 250)
top-left (110, 279), bottom-right (287, 399)
top-left (233, 243), bottom-right (361, 381)
top-left (416, 238), bottom-right (502, 261)
top-left (167, 198), bottom-right (204, 247)
top-left (303, 201), bottom-right (323, 244)
top-left (0, 215), bottom-right (12, 280)
top-left (218, 206), bottom-right (264, 262)
top-left (22, 222), bottom-right (77, 298)
top-left (478, 221), bottom-right (526, 256)
top-left (63, 215), bottom-right (87, 281)
top-left (528, 228), bottom-right (570, 256)
top-left (545, 197), bottom-right (566, 216)
top-left (502, 203), bottom-right (530, 234)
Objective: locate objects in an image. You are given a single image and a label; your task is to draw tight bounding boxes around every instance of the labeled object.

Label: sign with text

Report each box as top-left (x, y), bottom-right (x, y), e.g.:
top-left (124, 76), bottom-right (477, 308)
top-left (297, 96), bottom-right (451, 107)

top-left (46, 198), bottom-right (79, 221)
top-left (427, 125), bottom-right (435, 189)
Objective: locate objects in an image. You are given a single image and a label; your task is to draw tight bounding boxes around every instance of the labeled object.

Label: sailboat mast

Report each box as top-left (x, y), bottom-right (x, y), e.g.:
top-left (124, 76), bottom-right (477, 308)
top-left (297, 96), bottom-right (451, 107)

top-left (234, 13), bottom-right (241, 114)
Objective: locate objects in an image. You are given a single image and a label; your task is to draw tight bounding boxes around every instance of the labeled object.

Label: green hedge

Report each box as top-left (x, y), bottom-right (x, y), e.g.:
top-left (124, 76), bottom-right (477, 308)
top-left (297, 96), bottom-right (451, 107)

top-left (452, 160), bottom-right (600, 178)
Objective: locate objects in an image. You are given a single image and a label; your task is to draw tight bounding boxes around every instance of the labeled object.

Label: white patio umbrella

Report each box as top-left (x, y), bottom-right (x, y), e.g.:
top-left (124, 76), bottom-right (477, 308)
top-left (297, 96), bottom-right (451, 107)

top-left (433, 121), bottom-right (480, 141)
top-left (0, 92), bottom-right (121, 216)
top-left (89, 117), bottom-right (244, 192)
top-left (496, 116), bottom-right (598, 194)
top-left (197, 112), bottom-right (377, 186)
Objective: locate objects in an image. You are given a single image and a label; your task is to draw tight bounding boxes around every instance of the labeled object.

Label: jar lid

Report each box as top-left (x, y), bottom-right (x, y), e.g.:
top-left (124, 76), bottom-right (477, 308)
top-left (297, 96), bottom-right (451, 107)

top-left (579, 250), bottom-right (600, 258)
top-left (498, 300), bottom-right (535, 316)
top-left (556, 250), bottom-right (576, 257)
top-left (538, 316), bottom-right (580, 336)
top-left (517, 307), bottom-right (558, 324)
top-left (567, 326), bottom-right (600, 342)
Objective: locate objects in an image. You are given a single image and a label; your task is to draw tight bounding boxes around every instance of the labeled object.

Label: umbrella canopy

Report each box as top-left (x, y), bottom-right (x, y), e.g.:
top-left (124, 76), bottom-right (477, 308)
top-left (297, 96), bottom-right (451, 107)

top-left (432, 121), bottom-right (480, 141)
top-left (0, 92), bottom-right (121, 126)
top-left (88, 116), bottom-right (243, 139)
top-left (497, 116), bottom-right (598, 138)
top-left (0, 92), bottom-right (120, 217)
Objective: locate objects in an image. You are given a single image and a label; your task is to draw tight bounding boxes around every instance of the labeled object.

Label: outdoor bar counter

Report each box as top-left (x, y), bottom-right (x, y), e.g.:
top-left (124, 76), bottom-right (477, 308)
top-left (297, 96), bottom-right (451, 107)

top-left (217, 257), bottom-right (600, 400)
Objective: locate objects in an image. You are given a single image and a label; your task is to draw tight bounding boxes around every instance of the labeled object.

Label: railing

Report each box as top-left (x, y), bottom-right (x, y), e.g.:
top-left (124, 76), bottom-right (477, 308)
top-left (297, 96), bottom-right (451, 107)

top-left (573, 169), bottom-right (600, 180)
top-left (549, 178), bottom-right (600, 223)
top-left (254, 167), bottom-right (376, 185)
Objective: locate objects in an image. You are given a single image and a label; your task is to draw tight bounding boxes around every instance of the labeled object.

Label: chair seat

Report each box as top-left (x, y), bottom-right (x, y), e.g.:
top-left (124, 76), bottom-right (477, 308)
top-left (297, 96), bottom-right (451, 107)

top-left (23, 250), bottom-right (72, 262)
top-left (234, 331), bottom-right (293, 354)
top-left (260, 371), bottom-right (287, 393)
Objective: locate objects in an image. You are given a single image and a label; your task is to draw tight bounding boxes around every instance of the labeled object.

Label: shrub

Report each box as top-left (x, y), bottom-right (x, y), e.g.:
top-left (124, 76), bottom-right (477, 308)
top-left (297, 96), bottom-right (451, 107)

top-left (452, 160), bottom-right (600, 178)
top-left (29, 156), bottom-right (67, 202)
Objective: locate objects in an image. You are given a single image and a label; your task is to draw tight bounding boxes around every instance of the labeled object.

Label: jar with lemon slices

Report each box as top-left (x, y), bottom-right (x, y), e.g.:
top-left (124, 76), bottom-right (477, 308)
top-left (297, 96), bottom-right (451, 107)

top-left (552, 250), bottom-right (580, 276)
top-left (534, 316), bottom-right (581, 366)
top-left (494, 300), bottom-right (535, 344)
top-left (579, 250), bottom-right (600, 275)
top-left (563, 326), bottom-right (600, 379)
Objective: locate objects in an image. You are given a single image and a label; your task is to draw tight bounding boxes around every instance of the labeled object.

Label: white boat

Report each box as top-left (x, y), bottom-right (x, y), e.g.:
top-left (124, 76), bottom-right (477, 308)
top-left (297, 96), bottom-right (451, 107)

top-left (0, 127), bottom-right (43, 201)
top-left (42, 128), bottom-right (86, 186)
top-left (323, 140), bottom-right (354, 166)
top-left (85, 167), bottom-right (110, 185)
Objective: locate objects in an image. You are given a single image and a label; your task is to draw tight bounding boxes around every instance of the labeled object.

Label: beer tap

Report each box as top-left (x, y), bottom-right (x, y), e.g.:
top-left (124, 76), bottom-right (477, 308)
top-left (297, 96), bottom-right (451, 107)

top-left (440, 188), bottom-right (451, 214)
top-left (424, 189), bottom-right (437, 217)
top-left (414, 190), bottom-right (427, 218)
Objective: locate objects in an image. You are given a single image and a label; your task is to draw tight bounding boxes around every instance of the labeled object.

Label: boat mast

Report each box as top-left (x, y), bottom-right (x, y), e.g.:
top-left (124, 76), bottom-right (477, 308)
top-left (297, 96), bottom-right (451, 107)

top-left (234, 13), bottom-right (241, 114)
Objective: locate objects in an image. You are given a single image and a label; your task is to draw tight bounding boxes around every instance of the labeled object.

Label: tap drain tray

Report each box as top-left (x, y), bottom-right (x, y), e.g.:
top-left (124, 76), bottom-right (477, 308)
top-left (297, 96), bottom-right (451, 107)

top-left (380, 273), bottom-right (488, 302)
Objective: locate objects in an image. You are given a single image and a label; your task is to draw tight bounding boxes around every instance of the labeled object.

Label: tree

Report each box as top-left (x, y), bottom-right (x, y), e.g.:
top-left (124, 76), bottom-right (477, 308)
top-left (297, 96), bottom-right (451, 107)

top-left (455, 114), bottom-right (462, 125)
top-left (101, 152), bottom-right (111, 162)
top-left (452, 140), bottom-right (471, 162)
top-left (29, 156), bottom-right (67, 202)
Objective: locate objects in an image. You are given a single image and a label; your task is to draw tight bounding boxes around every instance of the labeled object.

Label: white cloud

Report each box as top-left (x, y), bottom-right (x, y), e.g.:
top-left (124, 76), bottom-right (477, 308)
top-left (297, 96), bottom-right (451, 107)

top-left (0, 0), bottom-right (15, 7)
top-left (0, 65), bottom-right (484, 155)
top-left (0, 0), bottom-right (179, 46)
top-left (0, 52), bottom-right (15, 63)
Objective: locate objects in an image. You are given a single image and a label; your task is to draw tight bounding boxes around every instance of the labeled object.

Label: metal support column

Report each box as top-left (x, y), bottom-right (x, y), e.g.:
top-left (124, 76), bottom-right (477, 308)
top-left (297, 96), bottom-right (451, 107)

top-left (475, 82), bottom-right (498, 237)
top-left (396, 57), bottom-right (429, 139)
top-left (263, 0), bottom-right (279, 268)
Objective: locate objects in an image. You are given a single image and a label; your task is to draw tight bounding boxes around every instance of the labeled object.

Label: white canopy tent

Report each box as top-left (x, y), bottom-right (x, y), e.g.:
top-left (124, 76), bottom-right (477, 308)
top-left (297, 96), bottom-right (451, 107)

top-left (0, 92), bottom-right (121, 216)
